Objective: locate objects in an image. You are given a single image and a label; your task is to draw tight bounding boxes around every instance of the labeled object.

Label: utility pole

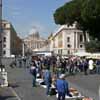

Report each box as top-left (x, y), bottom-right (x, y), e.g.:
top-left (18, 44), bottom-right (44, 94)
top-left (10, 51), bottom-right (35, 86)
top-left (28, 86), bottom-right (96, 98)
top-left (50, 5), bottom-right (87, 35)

top-left (0, 0), bottom-right (2, 65)
top-left (22, 41), bottom-right (25, 58)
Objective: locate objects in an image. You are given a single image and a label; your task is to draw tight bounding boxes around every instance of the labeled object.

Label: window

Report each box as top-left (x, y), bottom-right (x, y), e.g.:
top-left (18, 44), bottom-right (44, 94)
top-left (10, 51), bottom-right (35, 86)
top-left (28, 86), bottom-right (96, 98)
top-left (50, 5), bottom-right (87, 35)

top-left (3, 44), bottom-right (6, 48)
top-left (67, 37), bottom-right (70, 42)
top-left (3, 37), bottom-right (6, 42)
top-left (3, 50), bottom-right (6, 55)
top-left (80, 45), bottom-right (83, 48)
top-left (80, 34), bottom-right (83, 42)
top-left (67, 44), bottom-right (71, 48)
top-left (68, 50), bottom-right (70, 54)
top-left (3, 24), bottom-right (6, 28)
top-left (58, 49), bottom-right (62, 55)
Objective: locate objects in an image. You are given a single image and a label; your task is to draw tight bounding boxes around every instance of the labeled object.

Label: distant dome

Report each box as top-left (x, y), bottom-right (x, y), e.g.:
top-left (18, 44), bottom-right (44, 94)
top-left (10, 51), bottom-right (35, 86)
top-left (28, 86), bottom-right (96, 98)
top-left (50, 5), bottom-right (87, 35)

top-left (29, 26), bottom-right (39, 35)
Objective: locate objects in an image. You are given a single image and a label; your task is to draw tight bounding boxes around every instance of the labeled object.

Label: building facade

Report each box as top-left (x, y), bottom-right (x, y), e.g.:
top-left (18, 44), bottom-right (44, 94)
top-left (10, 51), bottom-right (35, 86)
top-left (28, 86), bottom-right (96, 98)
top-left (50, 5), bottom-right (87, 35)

top-left (2, 20), bottom-right (22, 57)
top-left (48, 23), bottom-right (89, 56)
top-left (24, 31), bottom-right (48, 53)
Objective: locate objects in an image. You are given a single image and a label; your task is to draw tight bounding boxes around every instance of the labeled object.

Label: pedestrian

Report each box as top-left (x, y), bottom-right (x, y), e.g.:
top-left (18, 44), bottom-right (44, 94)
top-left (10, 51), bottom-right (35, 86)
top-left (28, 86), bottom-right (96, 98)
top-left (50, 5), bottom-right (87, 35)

top-left (69, 60), bottom-right (74, 75)
top-left (88, 58), bottom-right (94, 74)
top-left (43, 68), bottom-right (52, 96)
top-left (83, 59), bottom-right (88, 75)
top-left (51, 56), bottom-right (57, 72)
top-left (30, 62), bottom-right (37, 87)
top-left (56, 74), bottom-right (72, 100)
top-left (96, 59), bottom-right (100, 74)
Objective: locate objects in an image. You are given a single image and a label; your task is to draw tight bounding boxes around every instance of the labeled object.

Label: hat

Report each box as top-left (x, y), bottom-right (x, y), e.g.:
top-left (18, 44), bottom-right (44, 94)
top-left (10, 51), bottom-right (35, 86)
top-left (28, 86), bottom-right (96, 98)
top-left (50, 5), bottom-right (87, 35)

top-left (59, 74), bottom-right (65, 79)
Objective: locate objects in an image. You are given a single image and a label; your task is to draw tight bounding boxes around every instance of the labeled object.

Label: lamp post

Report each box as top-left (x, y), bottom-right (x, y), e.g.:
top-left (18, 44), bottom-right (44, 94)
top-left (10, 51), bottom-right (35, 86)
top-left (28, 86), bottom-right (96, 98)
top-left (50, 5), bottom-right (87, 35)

top-left (0, 0), bottom-right (2, 65)
top-left (22, 39), bottom-right (25, 58)
top-left (22, 42), bottom-right (25, 58)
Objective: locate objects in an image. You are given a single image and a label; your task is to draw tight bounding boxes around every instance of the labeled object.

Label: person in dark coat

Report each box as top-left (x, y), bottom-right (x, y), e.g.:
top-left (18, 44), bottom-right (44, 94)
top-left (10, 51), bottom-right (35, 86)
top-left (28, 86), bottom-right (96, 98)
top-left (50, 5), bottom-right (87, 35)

top-left (43, 68), bottom-right (52, 96)
top-left (96, 59), bottom-right (100, 74)
top-left (30, 62), bottom-right (37, 87)
top-left (83, 59), bottom-right (88, 75)
top-left (56, 74), bottom-right (72, 100)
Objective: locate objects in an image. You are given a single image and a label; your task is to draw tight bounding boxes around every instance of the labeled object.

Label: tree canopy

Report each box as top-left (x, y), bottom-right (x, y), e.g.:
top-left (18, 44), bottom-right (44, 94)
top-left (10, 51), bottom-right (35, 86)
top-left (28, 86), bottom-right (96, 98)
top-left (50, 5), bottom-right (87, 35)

top-left (53, 0), bottom-right (100, 40)
top-left (85, 39), bottom-right (100, 53)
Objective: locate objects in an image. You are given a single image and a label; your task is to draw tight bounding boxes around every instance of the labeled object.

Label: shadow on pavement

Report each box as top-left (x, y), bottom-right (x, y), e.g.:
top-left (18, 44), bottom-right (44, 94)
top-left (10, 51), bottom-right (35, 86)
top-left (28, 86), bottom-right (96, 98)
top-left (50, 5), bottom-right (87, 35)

top-left (8, 83), bottom-right (19, 88)
top-left (0, 95), bottom-right (15, 100)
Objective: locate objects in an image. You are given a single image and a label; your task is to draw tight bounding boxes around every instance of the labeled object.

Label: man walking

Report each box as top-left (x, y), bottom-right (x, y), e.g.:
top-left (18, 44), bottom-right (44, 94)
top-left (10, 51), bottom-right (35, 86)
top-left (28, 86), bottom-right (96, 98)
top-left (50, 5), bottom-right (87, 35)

top-left (43, 68), bottom-right (52, 96)
top-left (56, 74), bottom-right (72, 100)
top-left (30, 62), bottom-right (37, 87)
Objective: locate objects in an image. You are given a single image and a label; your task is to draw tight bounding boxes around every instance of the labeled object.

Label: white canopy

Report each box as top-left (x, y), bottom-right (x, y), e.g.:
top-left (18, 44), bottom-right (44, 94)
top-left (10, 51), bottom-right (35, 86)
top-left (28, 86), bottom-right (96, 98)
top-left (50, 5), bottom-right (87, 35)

top-left (86, 53), bottom-right (100, 59)
top-left (73, 52), bottom-right (91, 57)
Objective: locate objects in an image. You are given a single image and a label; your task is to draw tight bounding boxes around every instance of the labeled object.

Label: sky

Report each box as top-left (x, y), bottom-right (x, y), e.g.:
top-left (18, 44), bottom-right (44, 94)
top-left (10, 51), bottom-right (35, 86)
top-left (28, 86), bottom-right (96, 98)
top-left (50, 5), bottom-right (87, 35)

top-left (3, 0), bottom-right (70, 38)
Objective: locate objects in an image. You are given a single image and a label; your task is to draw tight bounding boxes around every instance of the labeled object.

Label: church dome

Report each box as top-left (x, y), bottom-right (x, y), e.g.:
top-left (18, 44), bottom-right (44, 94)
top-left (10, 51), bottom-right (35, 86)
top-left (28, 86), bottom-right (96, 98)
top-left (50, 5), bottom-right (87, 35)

top-left (29, 26), bottom-right (39, 37)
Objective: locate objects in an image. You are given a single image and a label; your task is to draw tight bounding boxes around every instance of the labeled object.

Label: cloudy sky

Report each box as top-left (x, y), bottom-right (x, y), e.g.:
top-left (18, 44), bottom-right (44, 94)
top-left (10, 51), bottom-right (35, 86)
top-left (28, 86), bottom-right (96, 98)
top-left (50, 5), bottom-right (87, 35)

top-left (3, 0), bottom-right (70, 38)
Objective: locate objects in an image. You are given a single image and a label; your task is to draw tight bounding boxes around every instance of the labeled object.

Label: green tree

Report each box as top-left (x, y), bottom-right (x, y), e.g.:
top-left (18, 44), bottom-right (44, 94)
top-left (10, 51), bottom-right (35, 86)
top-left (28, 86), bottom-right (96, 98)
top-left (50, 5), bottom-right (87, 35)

top-left (53, 0), bottom-right (100, 40)
top-left (54, 6), bottom-right (66, 25)
top-left (85, 39), bottom-right (100, 53)
top-left (81, 0), bottom-right (100, 39)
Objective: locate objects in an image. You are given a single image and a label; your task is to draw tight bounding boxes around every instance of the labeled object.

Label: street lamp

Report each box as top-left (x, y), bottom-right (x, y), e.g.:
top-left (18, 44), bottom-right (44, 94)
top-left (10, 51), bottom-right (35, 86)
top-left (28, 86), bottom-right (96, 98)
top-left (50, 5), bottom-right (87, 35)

top-left (0, 0), bottom-right (2, 65)
top-left (22, 41), bottom-right (25, 58)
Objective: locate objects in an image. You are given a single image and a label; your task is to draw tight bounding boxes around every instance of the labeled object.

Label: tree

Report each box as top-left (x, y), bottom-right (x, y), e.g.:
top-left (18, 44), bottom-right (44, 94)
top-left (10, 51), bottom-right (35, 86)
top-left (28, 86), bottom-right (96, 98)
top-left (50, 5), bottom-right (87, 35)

top-left (85, 39), bottom-right (100, 53)
top-left (54, 6), bottom-right (66, 25)
top-left (81, 0), bottom-right (100, 39)
top-left (53, 0), bottom-right (100, 40)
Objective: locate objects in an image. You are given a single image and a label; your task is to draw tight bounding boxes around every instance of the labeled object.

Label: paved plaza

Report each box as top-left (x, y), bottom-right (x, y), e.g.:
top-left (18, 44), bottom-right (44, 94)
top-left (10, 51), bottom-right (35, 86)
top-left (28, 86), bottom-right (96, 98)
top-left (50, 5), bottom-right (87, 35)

top-left (5, 67), bottom-right (100, 100)
top-left (0, 60), bottom-right (99, 100)
top-left (67, 74), bottom-right (100, 100)
top-left (6, 67), bottom-right (56, 100)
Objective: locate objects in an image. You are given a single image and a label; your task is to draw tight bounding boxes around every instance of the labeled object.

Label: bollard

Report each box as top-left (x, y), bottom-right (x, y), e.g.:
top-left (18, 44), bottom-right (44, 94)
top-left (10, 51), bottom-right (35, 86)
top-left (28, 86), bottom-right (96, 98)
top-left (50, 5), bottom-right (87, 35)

top-left (0, 68), bottom-right (1, 72)
top-left (2, 68), bottom-right (5, 72)
top-left (0, 68), bottom-right (8, 87)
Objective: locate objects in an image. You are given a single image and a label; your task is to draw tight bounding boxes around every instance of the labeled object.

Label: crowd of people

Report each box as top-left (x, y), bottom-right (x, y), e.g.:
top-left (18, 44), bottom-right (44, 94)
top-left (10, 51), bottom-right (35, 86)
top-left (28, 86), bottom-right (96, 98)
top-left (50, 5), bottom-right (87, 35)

top-left (30, 61), bottom-right (72, 100)
top-left (9, 54), bottom-right (99, 100)
top-left (29, 55), bottom-right (100, 76)
top-left (10, 54), bottom-right (100, 76)
top-left (29, 55), bottom-right (99, 100)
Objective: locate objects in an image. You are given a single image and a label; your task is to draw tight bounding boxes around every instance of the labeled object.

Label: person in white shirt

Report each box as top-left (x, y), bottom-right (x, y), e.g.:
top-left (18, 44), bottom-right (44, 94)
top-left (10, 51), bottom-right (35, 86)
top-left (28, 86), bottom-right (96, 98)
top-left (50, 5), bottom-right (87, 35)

top-left (88, 59), bottom-right (94, 74)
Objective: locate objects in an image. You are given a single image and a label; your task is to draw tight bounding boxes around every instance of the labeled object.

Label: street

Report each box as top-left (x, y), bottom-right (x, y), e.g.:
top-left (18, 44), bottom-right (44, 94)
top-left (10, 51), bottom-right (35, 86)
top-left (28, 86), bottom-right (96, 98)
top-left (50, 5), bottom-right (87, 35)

top-left (1, 0), bottom-right (100, 100)
top-left (3, 66), bottom-right (99, 100)
top-left (6, 67), bottom-right (56, 100)
top-left (67, 74), bottom-right (100, 100)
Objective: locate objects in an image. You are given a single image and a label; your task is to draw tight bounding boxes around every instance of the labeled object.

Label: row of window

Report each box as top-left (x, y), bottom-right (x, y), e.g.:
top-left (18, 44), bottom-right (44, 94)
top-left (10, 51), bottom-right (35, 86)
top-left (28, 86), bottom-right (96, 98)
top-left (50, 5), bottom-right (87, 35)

top-left (3, 37), bottom-right (6, 48)
top-left (66, 34), bottom-right (83, 43)
top-left (3, 37), bottom-right (6, 42)
top-left (58, 49), bottom-right (70, 55)
top-left (58, 46), bottom-right (83, 55)
top-left (67, 44), bottom-right (83, 48)
top-left (31, 43), bottom-right (45, 49)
